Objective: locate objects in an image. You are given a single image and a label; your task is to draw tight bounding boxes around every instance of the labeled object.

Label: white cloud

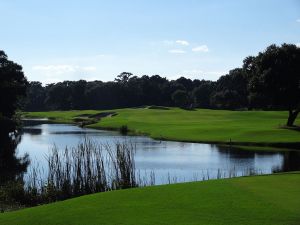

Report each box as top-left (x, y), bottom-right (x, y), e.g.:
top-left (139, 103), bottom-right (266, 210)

top-left (168, 49), bottom-right (186, 54)
top-left (176, 40), bottom-right (189, 46)
top-left (192, 45), bottom-right (209, 52)
top-left (163, 40), bottom-right (189, 46)
top-left (32, 64), bottom-right (97, 74)
top-left (30, 64), bottom-right (99, 84)
top-left (296, 43), bottom-right (300, 48)
top-left (296, 19), bottom-right (300, 23)
top-left (32, 65), bottom-right (76, 74)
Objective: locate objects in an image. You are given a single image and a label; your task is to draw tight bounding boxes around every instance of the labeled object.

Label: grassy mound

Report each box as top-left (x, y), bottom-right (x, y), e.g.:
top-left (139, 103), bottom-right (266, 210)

top-left (1, 173), bottom-right (300, 225)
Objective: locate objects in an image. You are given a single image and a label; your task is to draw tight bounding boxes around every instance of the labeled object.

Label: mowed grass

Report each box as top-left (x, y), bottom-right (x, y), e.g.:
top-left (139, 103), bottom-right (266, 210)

top-left (24, 110), bottom-right (101, 123)
top-left (1, 173), bottom-right (300, 225)
top-left (25, 108), bottom-right (300, 144)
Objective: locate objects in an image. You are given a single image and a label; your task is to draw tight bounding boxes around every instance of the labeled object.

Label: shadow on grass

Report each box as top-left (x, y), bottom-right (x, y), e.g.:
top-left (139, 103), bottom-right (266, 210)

top-left (146, 105), bottom-right (170, 110)
top-left (77, 112), bottom-right (117, 119)
top-left (280, 125), bottom-right (300, 132)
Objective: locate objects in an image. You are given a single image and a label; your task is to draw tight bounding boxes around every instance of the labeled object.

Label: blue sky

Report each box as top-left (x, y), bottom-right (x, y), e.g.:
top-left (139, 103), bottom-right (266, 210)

top-left (1, 0), bottom-right (300, 84)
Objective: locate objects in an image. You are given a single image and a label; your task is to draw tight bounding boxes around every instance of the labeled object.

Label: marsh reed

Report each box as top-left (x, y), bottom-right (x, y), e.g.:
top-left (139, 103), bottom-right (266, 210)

top-left (24, 139), bottom-right (138, 205)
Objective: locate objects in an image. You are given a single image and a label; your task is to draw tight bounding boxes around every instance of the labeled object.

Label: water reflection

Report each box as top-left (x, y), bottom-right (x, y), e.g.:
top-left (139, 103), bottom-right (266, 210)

top-left (0, 132), bottom-right (30, 210)
top-left (273, 151), bottom-right (300, 172)
top-left (17, 122), bottom-right (300, 184)
top-left (0, 134), bottom-right (29, 185)
top-left (21, 128), bottom-right (42, 135)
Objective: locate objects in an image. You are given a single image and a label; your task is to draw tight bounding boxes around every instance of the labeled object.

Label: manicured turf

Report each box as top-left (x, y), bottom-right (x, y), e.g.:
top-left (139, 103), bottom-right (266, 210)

top-left (24, 108), bottom-right (300, 145)
top-left (1, 173), bottom-right (300, 225)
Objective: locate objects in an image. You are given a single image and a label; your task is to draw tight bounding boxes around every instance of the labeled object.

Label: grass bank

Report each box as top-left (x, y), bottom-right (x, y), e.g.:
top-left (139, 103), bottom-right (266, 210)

top-left (1, 173), bottom-right (300, 225)
top-left (24, 108), bottom-right (300, 148)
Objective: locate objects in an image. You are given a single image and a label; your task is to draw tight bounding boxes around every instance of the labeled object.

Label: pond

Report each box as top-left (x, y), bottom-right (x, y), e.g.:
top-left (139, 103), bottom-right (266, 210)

top-left (17, 122), bottom-right (300, 185)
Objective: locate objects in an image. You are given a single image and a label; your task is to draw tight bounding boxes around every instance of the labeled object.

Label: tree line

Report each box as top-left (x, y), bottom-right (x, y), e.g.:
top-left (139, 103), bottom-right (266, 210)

top-left (24, 73), bottom-right (250, 111)
top-left (24, 43), bottom-right (300, 126)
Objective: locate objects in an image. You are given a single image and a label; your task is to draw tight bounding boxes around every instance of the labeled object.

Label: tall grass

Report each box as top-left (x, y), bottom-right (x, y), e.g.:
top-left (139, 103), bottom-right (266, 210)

top-left (24, 139), bottom-right (138, 205)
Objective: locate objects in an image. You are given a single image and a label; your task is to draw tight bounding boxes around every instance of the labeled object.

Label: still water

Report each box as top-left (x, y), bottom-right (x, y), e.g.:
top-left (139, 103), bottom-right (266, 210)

top-left (18, 123), bottom-right (300, 184)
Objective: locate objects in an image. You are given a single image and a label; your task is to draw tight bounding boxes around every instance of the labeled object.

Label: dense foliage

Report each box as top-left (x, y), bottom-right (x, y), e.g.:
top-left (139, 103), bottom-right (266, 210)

top-left (245, 44), bottom-right (300, 126)
top-left (24, 75), bottom-right (202, 111)
top-left (24, 73), bottom-right (242, 111)
top-left (0, 51), bottom-right (28, 136)
top-left (24, 44), bottom-right (300, 126)
top-left (0, 51), bottom-right (30, 210)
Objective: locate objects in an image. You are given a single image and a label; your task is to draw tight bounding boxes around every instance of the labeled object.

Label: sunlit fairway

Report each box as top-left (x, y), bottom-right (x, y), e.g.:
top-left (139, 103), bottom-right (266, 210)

top-left (25, 107), bottom-right (300, 146)
top-left (2, 1), bottom-right (300, 224)
top-left (1, 173), bottom-right (300, 225)
top-left (20, 108), bottom-right (300, 224)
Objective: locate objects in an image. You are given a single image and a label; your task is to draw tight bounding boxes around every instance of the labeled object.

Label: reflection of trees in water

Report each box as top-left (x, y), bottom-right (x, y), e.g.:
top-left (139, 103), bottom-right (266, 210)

top-left (0, 133), bottom-right (30, 211)
top-left (215, 144), bottom-right (300, 173)
top-left (20, 127), bottom-right (42, 135)
top-left (212, 145), bottom-right (257, 172)
top-left (0, 134), bottom-right (29, 184)
top-left (216, 145), bottom-right (283, 158)
top-left (277, 151), bottom-right (300, 172)
top-left (215, 145), bottom-right (256, 159)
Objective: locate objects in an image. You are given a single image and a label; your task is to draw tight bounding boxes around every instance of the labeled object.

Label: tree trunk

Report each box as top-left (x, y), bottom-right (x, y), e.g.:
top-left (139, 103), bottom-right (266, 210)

top-left (287, 109), bottom-right (299, 127)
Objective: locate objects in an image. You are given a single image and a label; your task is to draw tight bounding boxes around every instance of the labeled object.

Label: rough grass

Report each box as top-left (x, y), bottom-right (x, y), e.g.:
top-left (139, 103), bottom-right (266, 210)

top-left (24, 108), bottom-right (300, 145)
top-left (1, 173), bottom-right (300, 225)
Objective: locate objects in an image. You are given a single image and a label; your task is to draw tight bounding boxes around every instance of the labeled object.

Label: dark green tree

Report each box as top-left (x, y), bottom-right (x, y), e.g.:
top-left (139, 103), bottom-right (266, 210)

top-left (24, 81), bottom-right (45, 111)
top-left (0, 50), bottom-right (28, 137)
top-left (175, 77), bottom-right (194, 90)
top-left (70, 80), bottom-right (87, 109)
top-left (172, 90), bottom-right (189, 108)
top-left (211, 68), bottom-right (248, 109)
top-left (192, 81), bottom-right (215, 108)
top-left (114, 72), bottom-right (133, 83)
top-left (245, 44), bottom-right (300, 126)
top-left (0, 51), bottom-right (29, 208)
top-left (44, 82), bottom-right (72, 110)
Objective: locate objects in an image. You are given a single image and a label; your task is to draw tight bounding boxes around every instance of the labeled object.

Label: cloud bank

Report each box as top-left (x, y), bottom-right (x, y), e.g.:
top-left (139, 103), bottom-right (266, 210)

top-left (175, 40), bottom-right (189, 46)
top-left (192, 45), bottom-right (209, 52)
top-left (168, 49), bottom-right (186, 54)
